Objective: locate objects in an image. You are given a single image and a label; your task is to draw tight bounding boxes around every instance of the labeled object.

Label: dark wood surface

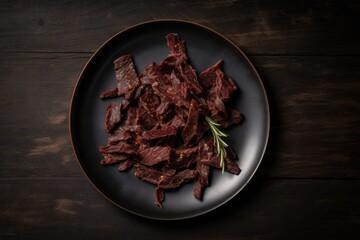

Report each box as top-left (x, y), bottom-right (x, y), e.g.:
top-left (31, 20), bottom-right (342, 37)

top-left (1, 0), bottom-right (359, 239)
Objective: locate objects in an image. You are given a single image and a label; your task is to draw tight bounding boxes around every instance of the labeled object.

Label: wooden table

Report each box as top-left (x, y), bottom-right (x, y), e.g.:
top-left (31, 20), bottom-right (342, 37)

top-left (1, 1), bottom-right (359, 239)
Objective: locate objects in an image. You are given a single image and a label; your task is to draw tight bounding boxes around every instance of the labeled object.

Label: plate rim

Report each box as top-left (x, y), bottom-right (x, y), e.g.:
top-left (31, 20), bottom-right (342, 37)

top-left (69, 19), bottom-right (270, 220)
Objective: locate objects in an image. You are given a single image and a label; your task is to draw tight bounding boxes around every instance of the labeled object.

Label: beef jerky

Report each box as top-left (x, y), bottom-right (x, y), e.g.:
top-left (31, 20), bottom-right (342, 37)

top-left (104, 102), bottom-right (123, 133)
top-left (138, 146), bottom-right (171, 166)
top-left (221, 108), bottom-right (243, 128)
top-left (193, 163), bottom-right (210, 200)
top-left (99, 142), bottom-right (137, 155)
top-left (108, 125), bottom-right (133, 145)
top-left (214, 71), bottom-right (237, 103)
top-left (139, 89), bottom-right (161, 118)
top-left (166, 146), bottom-right (198, 169)
top-left (182, 99), bottom-right (199, 146)
top-left (198, 60), bottom-right (223, 89)
top-left (158, 169), bottom-right (197, 189)
top-left (154, 186), bottom-right (165, 208)
top-left (114, 54), bottom-right (140, 100)
top-left (134, 164), bottom-right (163, 185)
top-left (99, 87), bottom-right (118, 99)
top-left (142, 125), bottom-right (178, 140)
top-left (118, 159), bottom-right (134, 171)
top-left (166, 33), bottom-right (187, 56)
top-left (136, 106), bottom-right (157, 130)
top-left (100, 153), bottom-right (129, 165)
top-left (179, 63), bottom-right (203, 95)
top-left (153, 84), bottom-right (186, 107)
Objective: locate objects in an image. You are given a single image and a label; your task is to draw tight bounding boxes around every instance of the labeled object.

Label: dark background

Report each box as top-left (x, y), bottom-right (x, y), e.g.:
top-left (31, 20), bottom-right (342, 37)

top-left (1, 0), bottom-right (359, 239)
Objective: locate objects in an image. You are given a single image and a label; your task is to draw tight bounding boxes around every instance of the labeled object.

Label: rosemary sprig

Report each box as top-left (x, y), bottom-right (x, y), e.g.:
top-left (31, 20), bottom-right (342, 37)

top-left (205, 116), bottom-right (228, 173)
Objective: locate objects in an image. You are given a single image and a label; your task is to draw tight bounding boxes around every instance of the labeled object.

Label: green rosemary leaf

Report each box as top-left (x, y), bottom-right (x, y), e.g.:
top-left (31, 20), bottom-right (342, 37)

top-left (205, 116), bottom-right (229, 173)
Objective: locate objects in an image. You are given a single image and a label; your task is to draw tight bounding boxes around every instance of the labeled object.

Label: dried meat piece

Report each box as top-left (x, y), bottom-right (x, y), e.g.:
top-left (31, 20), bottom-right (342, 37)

top-left (221, 108), bottom-right (243, 128)
top-left (158, 169), bottom-right (197, 189)
top-left (156, 100), bottom-right (176, 124)
top-left (100, 153), bottom-right (129, 165)
top-left (134, 164), bottom-right (163, 185)
top-left (139, 62), bottom-right (156, 85)
top-left (138, 146), bottom-right (171, 166)
top-left (167, 146), bottom-right (198, 169)
top-left (198, 137), bottom-right (214, 160)
top-left (214, 72), bottom-right (237, 103)
top-left (139, 89), bottom-right (161, 118)
top-left (154, 186), bottom-right (165, 208)
top-left (166, 33), bottom-right (187, 55)
top-left (142, 125), bottom-right (178, 140)
top-left (207, 96), bottom-right (227, 122)
top-left (168, 114), bottom-right (185, 128)
top-left (182, 100), bottom-right (200, 146)
top-left (193, 163), bottom-right (210, 200)
top-left (114, 54), bottom-right (140, 100)
top-left (99, 87), bottom-right (118, 99)
top-left (153, 84), bottom-right (186, 107)
top-left (155, 55), bottom-right (177, 75)
top-left (161, 167), bottom-right (177, 177)
top-left (179, 63), bottom-right (203, 95)
top-left (99, 142), bottom-right (138, 155)
top-left (108, 126), bottom-right (133, 145)
top-left (104, 102), bottom-right (123, 133)
top-left (198, 60), bottom-right (223, 89)
top-left (193, 137), bottom-right (213, 199)
top-left (136, 106), bottom-right (157, 130)
top-left (195, 117), bottom-right (210, 142)
top-left (118, 159), bottom-right (133, 171)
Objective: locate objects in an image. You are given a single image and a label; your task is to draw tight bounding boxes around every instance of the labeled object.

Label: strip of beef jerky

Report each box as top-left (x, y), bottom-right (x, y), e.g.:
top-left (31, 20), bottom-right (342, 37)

top-left (100, 153), bottom-right (129, 165)
top-left (142, 125), bottom-right (178, 140)
top-left (158, 169), bottom-right (198, 189)
top-left (114, 54), bottom-right (140, 100)
top-left (214, 71), bottom-right (237, 103)
top-left (99, 87), bottom-right (118, 99)
top-left (198, 59), bottom-right (223, 89)
top-left (118, 159), bottom-right (134, 171)
top-left (166, 33), bottom-right (187, 55)
top-left (139, 62), bottom-right (156, 85)
top-left (182, 99), bottom-right (199, 146)
top-left (153, 84), bottom-right (186, 107)
top-left (161, 167), bottom-right (177, 177)
top-left (206, 96), bottom-right (227, 122)
top-left (104, 99), bottom-right (130, 133)
top-left (138, 146), bottom-right (171, 166)
top-left (134, 163), bottom-right (163, 185)
top-left (193, 163), bottom-right (210, 200)
top-left (220, 108), bottom-right (243, 128)
top-left (167, 114), bottom-right (185, 128)
top-left (104, 102), bottom-right (123, 133)
top-left (98, 141), bottom-right (137, 155)
top-left (179, 63), bottom-right (203, 95)
top-left (193, 137), bottom-right (213, 199)
top-left (135, 106), bottom-right (157, 130)
top-left (166, 146), bottom-right (198, 169)
top-left (139, 89), bottom-right (161, 118)
top-left (107, 126), bottom-right (133, 145)
top-left (154, 186), bottom-right (165, 208)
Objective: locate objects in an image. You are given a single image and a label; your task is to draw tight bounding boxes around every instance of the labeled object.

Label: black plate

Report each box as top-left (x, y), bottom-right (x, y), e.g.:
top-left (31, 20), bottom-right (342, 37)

top-left (70, 20), bottom-right (269, 220)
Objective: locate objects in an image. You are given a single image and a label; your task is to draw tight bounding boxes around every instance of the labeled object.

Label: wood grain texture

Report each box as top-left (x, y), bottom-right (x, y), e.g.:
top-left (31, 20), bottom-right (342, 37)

top-left (0, 178), bottom-right (359, 240)
top-left (0, 53), bottom-right (358, 178)
top-left (0, 0), bottom-right (359, 55)
top-left (1, 1), bottom-right (360, 239)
